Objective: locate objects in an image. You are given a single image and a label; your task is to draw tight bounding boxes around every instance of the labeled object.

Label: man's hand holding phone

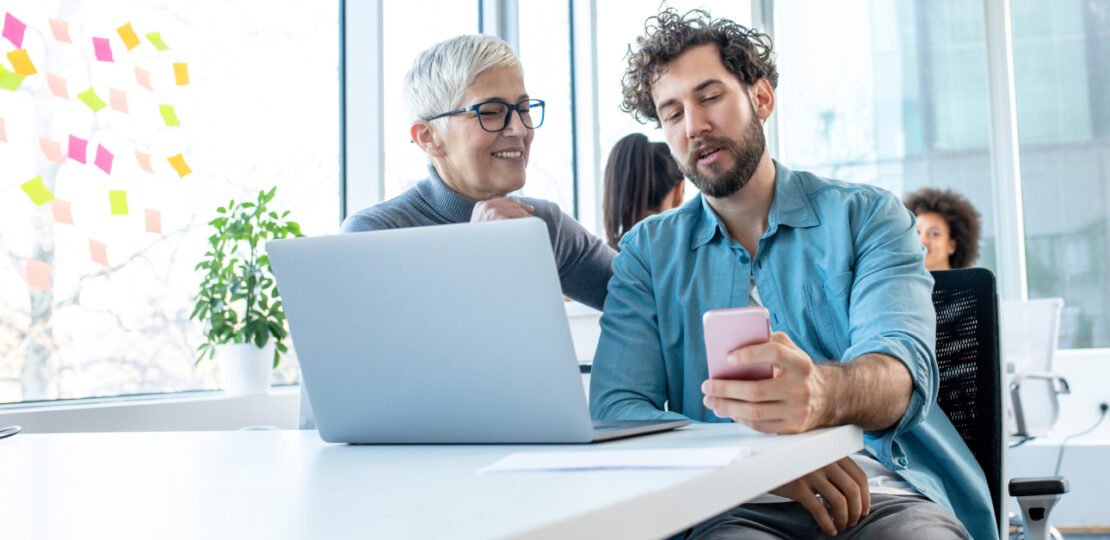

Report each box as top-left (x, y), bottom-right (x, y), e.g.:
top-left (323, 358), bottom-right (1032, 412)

top-left (701, 307), bottom-right (833, 435)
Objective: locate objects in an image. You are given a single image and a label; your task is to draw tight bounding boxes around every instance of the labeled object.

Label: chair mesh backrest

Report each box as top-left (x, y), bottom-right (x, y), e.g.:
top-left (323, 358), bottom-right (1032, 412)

top-left (931, 268), bottom-right (1003, 525)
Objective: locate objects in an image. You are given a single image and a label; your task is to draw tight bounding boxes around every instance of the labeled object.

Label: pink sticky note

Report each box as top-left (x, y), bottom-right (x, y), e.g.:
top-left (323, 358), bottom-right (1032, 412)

top-left (47, 73), bottom-right (69, 98)
top-left (3, 13), bottom-right (26, 48)
top-left (52, 199), bottom-right (74, 224)
top-left (40, 138), bottom-right (64, 163)
top-left (135, 150), bottom-right (153, 173)
top-left (109, 88), bottom-right (128, 112)
top-left (93, 37), bottom-right (113, 62)
top-left (134, 66), bottom-right (151, 91)
top-left (89, 239), bottom-right (109, 268)
top-left (27, 260), bottom-right (51, 291)
top-left (94, 144), bottom-right (114, 174)
top-left (68, 134), bottom-right (87, 163)
top-left (145, 209), bottom-right (162, 234)
top-left (0, 117), bottom-right (6, 142)
top-left (49, 18), bottom-right (71, 43)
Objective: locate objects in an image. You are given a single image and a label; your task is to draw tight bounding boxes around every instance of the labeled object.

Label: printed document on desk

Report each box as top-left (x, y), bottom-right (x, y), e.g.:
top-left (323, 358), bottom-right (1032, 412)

top-left (480, 446), bottom-right (750, 473)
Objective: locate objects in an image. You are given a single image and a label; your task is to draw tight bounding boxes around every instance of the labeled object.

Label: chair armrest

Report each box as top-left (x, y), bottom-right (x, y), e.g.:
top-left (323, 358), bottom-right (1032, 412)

top-left (1009, 476), bottom-right (1069, 497)
top-left (1010, 371), bottom-right (1070, 395)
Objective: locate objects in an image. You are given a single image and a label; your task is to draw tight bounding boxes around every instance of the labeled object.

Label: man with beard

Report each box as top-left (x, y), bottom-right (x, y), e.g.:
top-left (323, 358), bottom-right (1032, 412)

top-left (589, 8), bottom-right (994, 540)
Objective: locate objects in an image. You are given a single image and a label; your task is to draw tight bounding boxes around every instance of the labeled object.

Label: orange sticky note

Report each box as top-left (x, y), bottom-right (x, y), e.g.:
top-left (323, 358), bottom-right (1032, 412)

top-left (117, 22), bottom-right (140, 50)
top-left (167, 153), bottom-right (191, 177)
top-left (135, 150), bottom-right (154, 173)
top-left (89, 239), bottom-right (109, 268)
top-left (135, 66), bottom-right (152, 90)
top-left (27, 260), bottom-right (51, 291)
top-left (47, 73), bottom-right (68, 98)
top-left (52, 199), bottom-right (74, 224)
top-left (173, 62), bottom-right (188, 85)
top-left (0, 117), bottom-right (6, 142)
top-left (109, 88), bottom-right (128, 112)
top-left (144, 209), bottom-right (162, 234)
top-left (40, 138), bottom-right (64, 163)
top-left (48, 18), bottom-right (72, 43)
top-left (7, 49), bottom-right (36, 75)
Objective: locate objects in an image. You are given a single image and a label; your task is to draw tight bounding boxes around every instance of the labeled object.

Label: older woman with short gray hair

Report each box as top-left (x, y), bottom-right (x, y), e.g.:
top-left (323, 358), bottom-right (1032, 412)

top-left (342, 34), bottom-right (613, 310)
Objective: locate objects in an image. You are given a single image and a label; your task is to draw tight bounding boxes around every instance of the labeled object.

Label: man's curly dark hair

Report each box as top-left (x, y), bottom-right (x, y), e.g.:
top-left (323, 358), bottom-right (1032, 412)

top-left (904, 188), bottom-right (983, 269)
top-left (621, 8), bottom-right (778, 125)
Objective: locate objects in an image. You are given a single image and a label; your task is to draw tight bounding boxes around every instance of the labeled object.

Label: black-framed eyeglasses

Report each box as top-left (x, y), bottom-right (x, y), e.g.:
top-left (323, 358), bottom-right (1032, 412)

top-left (424, 98), bottom-right (545, 132)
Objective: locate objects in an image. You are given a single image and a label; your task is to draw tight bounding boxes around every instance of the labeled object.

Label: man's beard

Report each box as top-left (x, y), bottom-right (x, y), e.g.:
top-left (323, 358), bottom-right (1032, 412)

top-left (678, 109), bottom-right (766, 198)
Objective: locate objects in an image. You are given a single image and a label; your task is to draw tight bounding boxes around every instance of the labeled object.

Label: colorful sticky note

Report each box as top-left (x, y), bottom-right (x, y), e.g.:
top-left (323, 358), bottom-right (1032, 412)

top-left (167, 153), bottom-right (191, 177)
top-left (77, 88), bottom-right (107, 112)
top-left (145, 32), bottom-right (170, 51)
top-left (92, 37), bottom-right (114, 62)
top-left (0, 117), bottom-right (6, 142)
top-left (3, 13), bottom-right (26, 48)
top-left (134, 66), bottom-right (152, 90)
top-left (21, 176), bottom-right (55, 206)
top-left (7, 49), bottom-right (36, 75)
top-left (108, 190), bottom-right (128, 215)
top-left (135, 150), bottom-right (153, 173)
top-left (40, 138), bottom-right (64, 163)
top-left (144, 209), bottom-right (162, 234)
top-left (173, 62), bottom-right (189, 85)
top-left (68, 135), bottom-right (87, 163)
top-left (48, 18), bottom-right (71, 43)
top-left (117, 22), bottom-right (140, 50)
top-left (159, 104), bottom-right (180, 126)
top-left (0, 65), bottom-right (24, 91)
top-left (27, 260), bottom-right (51, 291)
top-left (94, 144), bottom-right (114, 174)
top-left (109, 88), bottom-right (128, 112)
top-left (52, 199), bottom-right (74, 224)
top-left (89, 239), bottom-right (109, 268)
top-left (47, 73), bottom-right (68, 98)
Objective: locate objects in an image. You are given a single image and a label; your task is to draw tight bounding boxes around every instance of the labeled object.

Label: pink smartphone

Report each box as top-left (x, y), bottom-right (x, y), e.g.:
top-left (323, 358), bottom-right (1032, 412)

top-left (702, 306), bottom-right (774, 380)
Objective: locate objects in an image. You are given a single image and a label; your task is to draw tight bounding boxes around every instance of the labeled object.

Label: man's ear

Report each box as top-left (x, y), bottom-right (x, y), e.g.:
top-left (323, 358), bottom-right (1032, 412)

top-left (749, 78), bottom-right (776, 121)
top-left (411, 121), bottom-right (445, 157)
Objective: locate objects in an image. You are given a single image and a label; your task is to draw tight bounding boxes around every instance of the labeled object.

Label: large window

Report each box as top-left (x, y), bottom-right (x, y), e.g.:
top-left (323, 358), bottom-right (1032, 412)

top-left (0, 1), bottom-right (339, 403)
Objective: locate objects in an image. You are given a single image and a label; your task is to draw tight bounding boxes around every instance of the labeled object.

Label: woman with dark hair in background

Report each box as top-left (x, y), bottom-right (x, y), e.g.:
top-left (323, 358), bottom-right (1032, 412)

top-left (904, 187), bottom-right (982, 271)
top-left (602, 133), bottom-right (684, 249)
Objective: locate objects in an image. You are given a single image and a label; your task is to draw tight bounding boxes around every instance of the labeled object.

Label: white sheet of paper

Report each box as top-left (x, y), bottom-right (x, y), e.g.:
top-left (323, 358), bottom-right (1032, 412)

top-left (480, 446), bottom-right (750, 473)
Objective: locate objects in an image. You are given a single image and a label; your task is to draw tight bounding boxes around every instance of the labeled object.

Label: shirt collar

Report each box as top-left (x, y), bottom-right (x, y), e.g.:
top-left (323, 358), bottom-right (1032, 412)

top-left (691, 160), bottom-right (821, 249)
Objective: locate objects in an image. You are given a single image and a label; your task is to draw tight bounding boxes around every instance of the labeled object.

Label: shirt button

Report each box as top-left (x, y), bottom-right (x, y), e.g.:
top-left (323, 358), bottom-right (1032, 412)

top-left (739, 254), bottom-right (749, 264)
top-left (897, 457), bottom-right (908, 466)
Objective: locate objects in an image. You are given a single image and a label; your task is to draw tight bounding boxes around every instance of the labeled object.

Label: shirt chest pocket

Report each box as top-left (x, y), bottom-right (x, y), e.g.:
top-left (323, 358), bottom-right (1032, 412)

top-left (803, 271), bottom-right (854, 359)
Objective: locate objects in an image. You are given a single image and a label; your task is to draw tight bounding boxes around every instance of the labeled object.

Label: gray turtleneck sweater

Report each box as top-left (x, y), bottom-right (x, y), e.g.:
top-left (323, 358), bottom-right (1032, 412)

top-left (341, 167), bottom-right (615, 310)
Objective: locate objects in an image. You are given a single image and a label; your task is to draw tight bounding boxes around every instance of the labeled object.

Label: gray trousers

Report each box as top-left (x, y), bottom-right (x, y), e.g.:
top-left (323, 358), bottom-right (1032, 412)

top-left (685, 494), bottom-right (970, 540)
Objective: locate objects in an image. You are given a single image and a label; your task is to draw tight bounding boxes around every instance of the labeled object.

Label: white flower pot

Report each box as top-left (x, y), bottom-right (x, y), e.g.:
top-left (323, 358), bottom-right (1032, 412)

top-left (217, 341), bottom-right (275, 397)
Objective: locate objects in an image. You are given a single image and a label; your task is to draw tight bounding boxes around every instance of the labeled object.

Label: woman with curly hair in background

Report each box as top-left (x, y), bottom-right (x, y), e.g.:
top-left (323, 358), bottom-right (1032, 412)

top-left (903, 188), bottom-right (982, 271)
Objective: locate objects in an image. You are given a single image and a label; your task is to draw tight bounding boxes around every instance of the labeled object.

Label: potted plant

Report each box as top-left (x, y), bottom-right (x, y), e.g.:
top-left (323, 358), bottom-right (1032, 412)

top-left (190, 187), bottom-right (302, 396)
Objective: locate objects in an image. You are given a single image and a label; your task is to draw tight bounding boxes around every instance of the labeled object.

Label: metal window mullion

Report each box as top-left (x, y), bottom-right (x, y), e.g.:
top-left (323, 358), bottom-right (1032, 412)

top-left (342, 0), bottom-right (384, 215)
top-left (751, 0), bottom-right (779, 160)
top-left (983, 0), bottom-right (1028, 302)
top-left (570, 0), bottom-right (602, 235)
top-left (481, 0), bottom-right (519, 52)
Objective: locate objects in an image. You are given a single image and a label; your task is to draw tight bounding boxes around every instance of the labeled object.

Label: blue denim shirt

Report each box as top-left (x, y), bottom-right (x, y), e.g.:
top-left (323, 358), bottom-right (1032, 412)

top-left (590, 162), bottom-right (996, 540)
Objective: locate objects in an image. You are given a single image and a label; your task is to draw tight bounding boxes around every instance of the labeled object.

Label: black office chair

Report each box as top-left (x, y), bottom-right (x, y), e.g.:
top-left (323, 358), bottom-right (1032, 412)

top-left (931, 268), bottom-right (1068, 540)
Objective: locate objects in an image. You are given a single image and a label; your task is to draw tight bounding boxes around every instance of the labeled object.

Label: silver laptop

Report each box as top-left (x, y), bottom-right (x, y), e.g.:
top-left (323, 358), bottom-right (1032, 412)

top-left (267, 218), bottom-right (688, 444)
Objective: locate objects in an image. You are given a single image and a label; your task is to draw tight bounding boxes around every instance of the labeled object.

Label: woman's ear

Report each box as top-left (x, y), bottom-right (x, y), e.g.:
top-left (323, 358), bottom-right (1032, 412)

top-left (411, 121), bottom-right (444, 157)
top-left (672, 181), bottom-right (685, 207)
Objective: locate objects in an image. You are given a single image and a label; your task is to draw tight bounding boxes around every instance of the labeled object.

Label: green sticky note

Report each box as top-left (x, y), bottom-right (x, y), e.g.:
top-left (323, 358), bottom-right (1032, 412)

top-left (77, 88), bottom-right (107, 112)
top-left (159, 104), bottom-right (180, 126)
top-left (109, 190), bottom-right (129, 215)
top-left (145, 32), bottom-right (170, 51)
top-left (21, 176), bottom-right (55, 206)
top-left (0, 65), bottom-right (25, 91)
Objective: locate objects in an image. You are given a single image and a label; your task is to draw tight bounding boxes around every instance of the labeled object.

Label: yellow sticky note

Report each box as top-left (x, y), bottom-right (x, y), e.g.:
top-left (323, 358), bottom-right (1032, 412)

top-left (21, 176), bottom-right (55, 206)
top-left (117, 23), bottom-right (140, 50)
top-left (159, 104), bottom-right (180, 126)
top-left (0, 65), bottom-right (24, 91)
top-left (7, 49), bottom-right (37, 75)
top-left (77, 88), bottom-right (107, 112)
top-left (173, 62), bottom-right (189, 85)
top-left (109, 190), bottom-right (129, 215)
top-left (146, 32), bottom-right (170, 51)
top-left (167, 153), bottom-right (191, 177)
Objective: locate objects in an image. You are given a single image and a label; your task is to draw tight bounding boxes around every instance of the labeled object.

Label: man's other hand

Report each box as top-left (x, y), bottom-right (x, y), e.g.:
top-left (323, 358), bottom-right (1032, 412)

top-left (770, 457), bottom-right (871, 536)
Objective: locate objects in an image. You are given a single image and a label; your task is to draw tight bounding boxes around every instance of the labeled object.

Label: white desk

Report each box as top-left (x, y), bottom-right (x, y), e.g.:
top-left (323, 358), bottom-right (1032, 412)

top-left (1, 423), bottom-right (862, 539)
